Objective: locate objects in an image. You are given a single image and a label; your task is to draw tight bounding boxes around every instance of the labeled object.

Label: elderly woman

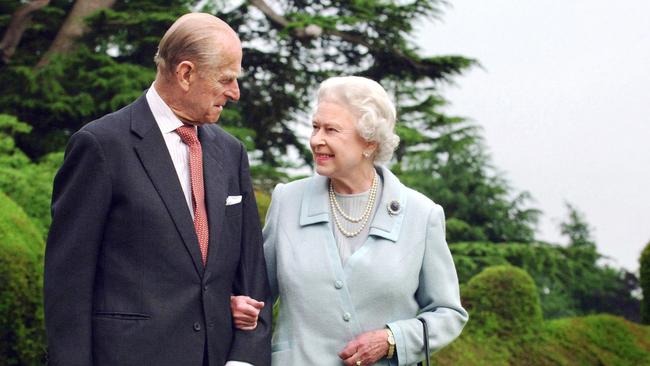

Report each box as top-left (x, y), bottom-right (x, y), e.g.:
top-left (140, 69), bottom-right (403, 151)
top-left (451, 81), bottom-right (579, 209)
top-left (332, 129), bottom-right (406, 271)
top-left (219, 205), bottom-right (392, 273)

top-left (231, 76), bottom-right (467, 365)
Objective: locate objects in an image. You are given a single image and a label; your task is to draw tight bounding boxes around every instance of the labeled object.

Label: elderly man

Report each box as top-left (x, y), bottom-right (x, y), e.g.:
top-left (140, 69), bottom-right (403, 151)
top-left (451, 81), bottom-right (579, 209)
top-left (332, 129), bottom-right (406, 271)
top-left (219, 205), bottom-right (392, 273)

top-left (44, 13), bottom-right (271, 366)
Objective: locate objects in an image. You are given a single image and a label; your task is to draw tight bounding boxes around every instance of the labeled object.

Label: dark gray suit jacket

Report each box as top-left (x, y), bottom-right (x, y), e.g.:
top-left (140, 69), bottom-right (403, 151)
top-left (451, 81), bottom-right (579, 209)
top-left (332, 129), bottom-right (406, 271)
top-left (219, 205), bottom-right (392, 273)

top-left (44, 94), bottom-right (272, 366)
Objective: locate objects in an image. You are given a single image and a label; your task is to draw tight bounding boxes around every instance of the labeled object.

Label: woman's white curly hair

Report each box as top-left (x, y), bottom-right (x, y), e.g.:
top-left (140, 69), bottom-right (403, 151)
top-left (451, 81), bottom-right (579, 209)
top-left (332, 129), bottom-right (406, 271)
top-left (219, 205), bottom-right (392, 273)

top-left (316, 76), bottom-right (400, 163)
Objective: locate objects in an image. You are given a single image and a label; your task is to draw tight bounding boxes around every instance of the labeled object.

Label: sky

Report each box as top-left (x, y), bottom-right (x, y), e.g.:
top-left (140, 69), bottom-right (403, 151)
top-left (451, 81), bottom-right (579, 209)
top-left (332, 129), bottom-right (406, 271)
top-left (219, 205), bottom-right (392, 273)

top-left (416, 0), bottom-right (650, 272)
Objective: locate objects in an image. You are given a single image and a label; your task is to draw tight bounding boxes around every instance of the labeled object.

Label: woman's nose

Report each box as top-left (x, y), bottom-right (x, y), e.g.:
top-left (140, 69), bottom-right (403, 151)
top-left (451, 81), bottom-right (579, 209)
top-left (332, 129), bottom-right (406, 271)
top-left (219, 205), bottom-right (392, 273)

top-left (310, 134), bottom-right (325, 149)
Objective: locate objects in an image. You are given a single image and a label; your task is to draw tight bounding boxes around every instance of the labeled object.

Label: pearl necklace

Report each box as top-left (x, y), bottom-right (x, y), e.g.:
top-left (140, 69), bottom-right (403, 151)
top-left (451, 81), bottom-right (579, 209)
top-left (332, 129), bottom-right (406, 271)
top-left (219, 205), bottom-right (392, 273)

top-left (329, 173), bottom-right (378, 238)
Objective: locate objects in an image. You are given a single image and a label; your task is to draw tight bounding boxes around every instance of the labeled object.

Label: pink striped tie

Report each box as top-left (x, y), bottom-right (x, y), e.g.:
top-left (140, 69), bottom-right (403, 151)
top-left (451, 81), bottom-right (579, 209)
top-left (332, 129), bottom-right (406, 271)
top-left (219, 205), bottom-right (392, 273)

top-left (176, 124), bottom-right (209, 265)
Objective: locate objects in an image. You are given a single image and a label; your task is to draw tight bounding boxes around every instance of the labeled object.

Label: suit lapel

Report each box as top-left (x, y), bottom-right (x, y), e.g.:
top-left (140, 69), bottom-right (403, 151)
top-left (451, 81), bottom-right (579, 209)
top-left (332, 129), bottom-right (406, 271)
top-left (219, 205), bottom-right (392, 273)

top-left (199, 126), bottom-right (227, 269)
top-left (130, 95), bottom-right (205, 277)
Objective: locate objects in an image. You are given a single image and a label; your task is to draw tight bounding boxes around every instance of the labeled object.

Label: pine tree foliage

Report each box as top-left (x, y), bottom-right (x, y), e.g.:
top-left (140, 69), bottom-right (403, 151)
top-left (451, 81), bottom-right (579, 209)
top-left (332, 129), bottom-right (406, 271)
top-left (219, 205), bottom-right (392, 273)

top-left (1, 0), bottom-right (536, 242)
top-left (640, 241), bottom-right (650, 324)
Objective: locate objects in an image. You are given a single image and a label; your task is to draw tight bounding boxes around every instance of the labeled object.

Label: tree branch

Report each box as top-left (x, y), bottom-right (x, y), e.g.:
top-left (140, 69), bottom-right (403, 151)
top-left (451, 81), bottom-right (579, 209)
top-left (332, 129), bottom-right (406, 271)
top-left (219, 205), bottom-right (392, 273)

top-left (249, 0), bottom-right (325, 40)
top-left (0, 0), bottom-right (51, 64)
top-left (249, 0), bottom-right (289, 28)
top-left (36, 0), bottom-right (116, 68)
top-left (246, 0), bottom-right (467, 77)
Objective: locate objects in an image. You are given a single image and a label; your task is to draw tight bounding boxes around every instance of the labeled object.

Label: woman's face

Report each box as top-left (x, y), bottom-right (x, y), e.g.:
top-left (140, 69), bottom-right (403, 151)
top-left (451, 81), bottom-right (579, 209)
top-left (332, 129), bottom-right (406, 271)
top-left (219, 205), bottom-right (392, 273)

top-left (310, 101), bottom-right (372, 180)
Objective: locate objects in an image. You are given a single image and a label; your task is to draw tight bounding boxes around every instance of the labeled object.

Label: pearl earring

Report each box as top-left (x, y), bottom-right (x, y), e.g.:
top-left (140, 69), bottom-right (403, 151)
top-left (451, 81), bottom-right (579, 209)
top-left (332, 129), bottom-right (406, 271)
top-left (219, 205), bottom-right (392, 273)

top-left (363, 151), bottom-right (371, 158)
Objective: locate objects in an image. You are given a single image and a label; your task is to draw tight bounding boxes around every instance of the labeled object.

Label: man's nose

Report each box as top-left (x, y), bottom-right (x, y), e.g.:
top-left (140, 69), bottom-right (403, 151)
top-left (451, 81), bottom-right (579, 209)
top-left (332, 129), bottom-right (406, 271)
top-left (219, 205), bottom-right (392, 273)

top-left (226, 80), bottom-right (240, 102)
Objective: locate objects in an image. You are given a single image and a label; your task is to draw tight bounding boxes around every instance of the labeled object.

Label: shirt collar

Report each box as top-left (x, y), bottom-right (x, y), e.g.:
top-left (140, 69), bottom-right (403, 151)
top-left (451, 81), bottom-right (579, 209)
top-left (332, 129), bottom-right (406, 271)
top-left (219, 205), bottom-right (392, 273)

top-left (145, 82), bottom-right (187, 134)
top-left (299, 165), bottom-right (406, 242)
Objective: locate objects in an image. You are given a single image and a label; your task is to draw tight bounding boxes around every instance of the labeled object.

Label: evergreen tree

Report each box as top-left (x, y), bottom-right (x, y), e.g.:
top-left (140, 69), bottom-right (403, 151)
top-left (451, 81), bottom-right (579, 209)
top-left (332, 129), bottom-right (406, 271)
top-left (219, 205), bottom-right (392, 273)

top-left (561, 202), bottom-right (596, 249)
top-left (559, 203), bottom-right (640, 320)
top-left (640, 241), bottom-right (650, 324)
top-left (0, 0), bottom-right (540, 239)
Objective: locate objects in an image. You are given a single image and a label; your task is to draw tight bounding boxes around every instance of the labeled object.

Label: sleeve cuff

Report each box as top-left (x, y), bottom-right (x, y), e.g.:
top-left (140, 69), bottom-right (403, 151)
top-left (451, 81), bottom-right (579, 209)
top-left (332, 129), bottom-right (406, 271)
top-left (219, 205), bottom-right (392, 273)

top-left (386, 322), bottom-right (405, 366)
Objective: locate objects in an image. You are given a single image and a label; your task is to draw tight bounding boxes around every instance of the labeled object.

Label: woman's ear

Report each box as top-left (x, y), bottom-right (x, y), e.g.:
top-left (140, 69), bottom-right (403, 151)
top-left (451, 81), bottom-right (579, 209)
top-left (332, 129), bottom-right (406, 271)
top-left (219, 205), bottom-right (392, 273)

top-left (363, 141), bottom-right (377, 159)
top-left (365, 141), bottom-right (378, 157)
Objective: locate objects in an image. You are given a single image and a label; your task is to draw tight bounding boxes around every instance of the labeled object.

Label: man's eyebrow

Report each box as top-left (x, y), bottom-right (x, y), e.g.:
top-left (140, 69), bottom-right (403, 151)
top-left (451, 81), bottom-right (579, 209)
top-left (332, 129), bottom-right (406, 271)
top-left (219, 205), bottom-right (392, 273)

top-left (220, 71), bottom-right (240, 80)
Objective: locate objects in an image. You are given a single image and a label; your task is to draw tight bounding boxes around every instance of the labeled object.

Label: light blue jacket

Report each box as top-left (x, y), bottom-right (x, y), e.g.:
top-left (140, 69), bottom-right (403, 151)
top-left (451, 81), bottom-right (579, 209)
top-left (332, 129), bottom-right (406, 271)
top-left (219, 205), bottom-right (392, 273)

top-left (263, 166), bottom-right (468, 365)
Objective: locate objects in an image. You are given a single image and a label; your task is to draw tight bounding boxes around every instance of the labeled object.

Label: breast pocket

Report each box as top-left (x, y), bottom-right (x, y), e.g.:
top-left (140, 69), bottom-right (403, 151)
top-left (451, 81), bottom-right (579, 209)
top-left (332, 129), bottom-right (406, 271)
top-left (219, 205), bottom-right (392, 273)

top-left (225, 202), bottom-right (242, 217)
top-left (225, 194), bottom-right (243, 217)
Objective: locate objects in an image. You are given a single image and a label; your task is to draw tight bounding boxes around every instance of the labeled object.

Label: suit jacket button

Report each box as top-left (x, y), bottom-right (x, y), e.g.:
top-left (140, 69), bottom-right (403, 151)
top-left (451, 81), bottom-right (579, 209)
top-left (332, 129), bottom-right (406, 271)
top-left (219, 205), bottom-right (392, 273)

top-left (193, 322), bottom-right (201, 331)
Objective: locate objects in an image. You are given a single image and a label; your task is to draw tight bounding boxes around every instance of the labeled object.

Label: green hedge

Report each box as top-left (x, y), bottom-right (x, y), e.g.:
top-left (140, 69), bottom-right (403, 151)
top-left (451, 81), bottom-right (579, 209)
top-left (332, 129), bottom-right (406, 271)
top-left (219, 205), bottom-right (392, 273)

top-left (0, 191), bottom-right (45, 365)
top-left (0, 114), bottom-right (61, 239)
top-left (432, 265), bottom-right (650, 366)
top-left (463, 265), bottom-right (542, 338)
top-left (0, 152), bottom-right (61, 239)
top-left (450, 242), bottom-right (639, 321)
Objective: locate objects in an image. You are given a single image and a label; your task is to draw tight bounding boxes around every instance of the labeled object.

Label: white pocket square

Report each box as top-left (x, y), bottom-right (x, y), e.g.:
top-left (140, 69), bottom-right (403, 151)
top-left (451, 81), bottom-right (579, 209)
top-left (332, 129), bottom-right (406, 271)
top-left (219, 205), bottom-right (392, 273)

top-left (225, 195), bottom-right (242, 205)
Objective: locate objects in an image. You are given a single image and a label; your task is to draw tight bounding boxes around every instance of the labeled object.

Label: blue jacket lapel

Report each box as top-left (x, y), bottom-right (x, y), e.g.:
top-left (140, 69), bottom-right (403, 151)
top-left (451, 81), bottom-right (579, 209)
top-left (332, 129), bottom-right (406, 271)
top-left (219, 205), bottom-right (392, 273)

top-left (131, 95), bottom-right (205, 277)
top-left (368, 166), bottom-right (406, 242)
top-left (298, 166), bottom-right (406, 242)
top-left (299, 174), bottom-right (330, 226)
top-left (198, 126), bottom-right (227, 268)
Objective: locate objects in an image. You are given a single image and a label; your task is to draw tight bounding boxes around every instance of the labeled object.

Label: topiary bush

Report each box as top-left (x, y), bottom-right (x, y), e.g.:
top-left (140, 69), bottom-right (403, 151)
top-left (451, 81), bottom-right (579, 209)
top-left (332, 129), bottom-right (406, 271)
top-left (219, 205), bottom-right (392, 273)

top-left (0, 191), bottom-right (46, 365)
top-left (0, 114), bottom-right (61, 238)
top-left (641, 241), bottom-right (650, 324)
top-left (451, 242), bottom-right (640, 322)
top-left (462, 265), bottom-right (543, 338)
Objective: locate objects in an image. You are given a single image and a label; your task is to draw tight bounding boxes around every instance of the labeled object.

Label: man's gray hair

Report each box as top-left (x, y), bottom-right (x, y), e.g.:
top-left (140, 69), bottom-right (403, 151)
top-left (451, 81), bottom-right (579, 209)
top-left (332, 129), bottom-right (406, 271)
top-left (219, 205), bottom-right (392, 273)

top-left (154, 13), bottom-right (235, 77)
top-left (317, 76), bottom-right (400, 163)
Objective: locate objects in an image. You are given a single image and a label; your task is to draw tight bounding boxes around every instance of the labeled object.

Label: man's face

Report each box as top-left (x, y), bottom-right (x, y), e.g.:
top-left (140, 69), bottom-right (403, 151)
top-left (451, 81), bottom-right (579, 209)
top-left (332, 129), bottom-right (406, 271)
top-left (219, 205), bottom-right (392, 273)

top-left (181, 44), bottom-right (242, 125)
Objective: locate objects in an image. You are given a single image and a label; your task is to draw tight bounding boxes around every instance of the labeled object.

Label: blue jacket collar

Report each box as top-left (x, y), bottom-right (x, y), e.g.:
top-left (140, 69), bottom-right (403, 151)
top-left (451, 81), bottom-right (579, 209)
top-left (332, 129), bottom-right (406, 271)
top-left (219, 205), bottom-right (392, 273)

top-left (299, 165), bottom-right (406, 242)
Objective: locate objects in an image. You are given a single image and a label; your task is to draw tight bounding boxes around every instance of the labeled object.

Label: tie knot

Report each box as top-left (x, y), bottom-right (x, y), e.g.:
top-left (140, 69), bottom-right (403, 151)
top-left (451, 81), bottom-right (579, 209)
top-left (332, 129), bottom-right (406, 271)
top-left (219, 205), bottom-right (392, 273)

top-left (176, 124), bottom-right (199, 146)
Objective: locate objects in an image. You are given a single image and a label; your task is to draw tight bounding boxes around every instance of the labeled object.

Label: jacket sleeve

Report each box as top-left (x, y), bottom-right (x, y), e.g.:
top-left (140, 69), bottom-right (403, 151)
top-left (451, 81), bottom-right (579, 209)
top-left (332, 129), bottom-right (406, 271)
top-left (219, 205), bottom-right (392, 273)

top-left (386, 204), bottom-right (468, 365)
top-left (262, 182), bottom-right (285, 302)
top-left (44, 130), bottom-right (113, 366)
top-left (228, 143), bottom-right (272, 366)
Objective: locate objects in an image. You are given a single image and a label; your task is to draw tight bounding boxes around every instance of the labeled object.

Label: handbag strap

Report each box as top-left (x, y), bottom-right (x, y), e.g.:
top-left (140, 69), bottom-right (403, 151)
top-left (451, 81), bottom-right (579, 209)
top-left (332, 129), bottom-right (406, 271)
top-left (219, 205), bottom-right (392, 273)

top-left (416, 317), bottom-right (431, 366)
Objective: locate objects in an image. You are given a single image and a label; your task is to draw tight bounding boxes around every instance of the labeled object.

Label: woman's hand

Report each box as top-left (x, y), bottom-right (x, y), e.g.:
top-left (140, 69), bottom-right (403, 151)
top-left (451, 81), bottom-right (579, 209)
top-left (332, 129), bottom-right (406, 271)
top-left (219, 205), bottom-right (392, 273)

top-left (230, 295), bottom-right (264, 330)
top-left (338, 329), bottom-right (389, 366)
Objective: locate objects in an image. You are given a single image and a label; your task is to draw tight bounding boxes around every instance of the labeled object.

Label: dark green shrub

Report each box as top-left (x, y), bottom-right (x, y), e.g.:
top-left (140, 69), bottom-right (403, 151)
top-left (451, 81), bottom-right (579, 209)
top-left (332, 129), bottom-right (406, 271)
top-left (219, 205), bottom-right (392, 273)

top-left (641, 241), bottom-right (650, 324)
top-left (0, 155), bottom-right (60, 238)
top-left (463, 265), bottom-right (542, 338)
top-left (0, 191), bottom-right (45, 365)
top-left (451, 242), bottom-right (640, 321)
top-left (0, 114), bottom-right (61, 238)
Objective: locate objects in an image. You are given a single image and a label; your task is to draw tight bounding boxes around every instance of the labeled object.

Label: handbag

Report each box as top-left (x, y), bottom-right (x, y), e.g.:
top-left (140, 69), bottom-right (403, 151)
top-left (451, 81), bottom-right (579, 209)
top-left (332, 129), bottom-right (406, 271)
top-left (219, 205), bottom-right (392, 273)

top-left (416, 317), bottom-right (431, 366)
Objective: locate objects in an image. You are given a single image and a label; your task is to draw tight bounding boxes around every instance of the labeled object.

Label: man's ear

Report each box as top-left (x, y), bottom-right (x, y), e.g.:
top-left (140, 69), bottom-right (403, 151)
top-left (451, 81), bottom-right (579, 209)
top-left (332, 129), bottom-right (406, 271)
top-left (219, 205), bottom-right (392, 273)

top-left (175, 61), bottom-right (195, 92)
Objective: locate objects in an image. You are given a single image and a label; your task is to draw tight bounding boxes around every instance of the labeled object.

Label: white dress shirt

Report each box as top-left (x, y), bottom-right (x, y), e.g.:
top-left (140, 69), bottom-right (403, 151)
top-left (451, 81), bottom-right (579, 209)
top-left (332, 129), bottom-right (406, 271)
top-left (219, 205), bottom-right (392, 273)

top-left (145, 84), bottom-right (194, 218)
top-left (146, 84), bottom-right (254, 366)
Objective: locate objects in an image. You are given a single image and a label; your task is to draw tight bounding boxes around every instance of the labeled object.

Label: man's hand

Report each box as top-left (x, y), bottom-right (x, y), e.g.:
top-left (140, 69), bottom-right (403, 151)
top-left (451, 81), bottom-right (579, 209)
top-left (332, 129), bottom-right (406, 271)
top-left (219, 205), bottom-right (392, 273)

top-left (230, 295), bottom-right (264, 330)
top-left (338, 329), bottom-right (389, 366)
